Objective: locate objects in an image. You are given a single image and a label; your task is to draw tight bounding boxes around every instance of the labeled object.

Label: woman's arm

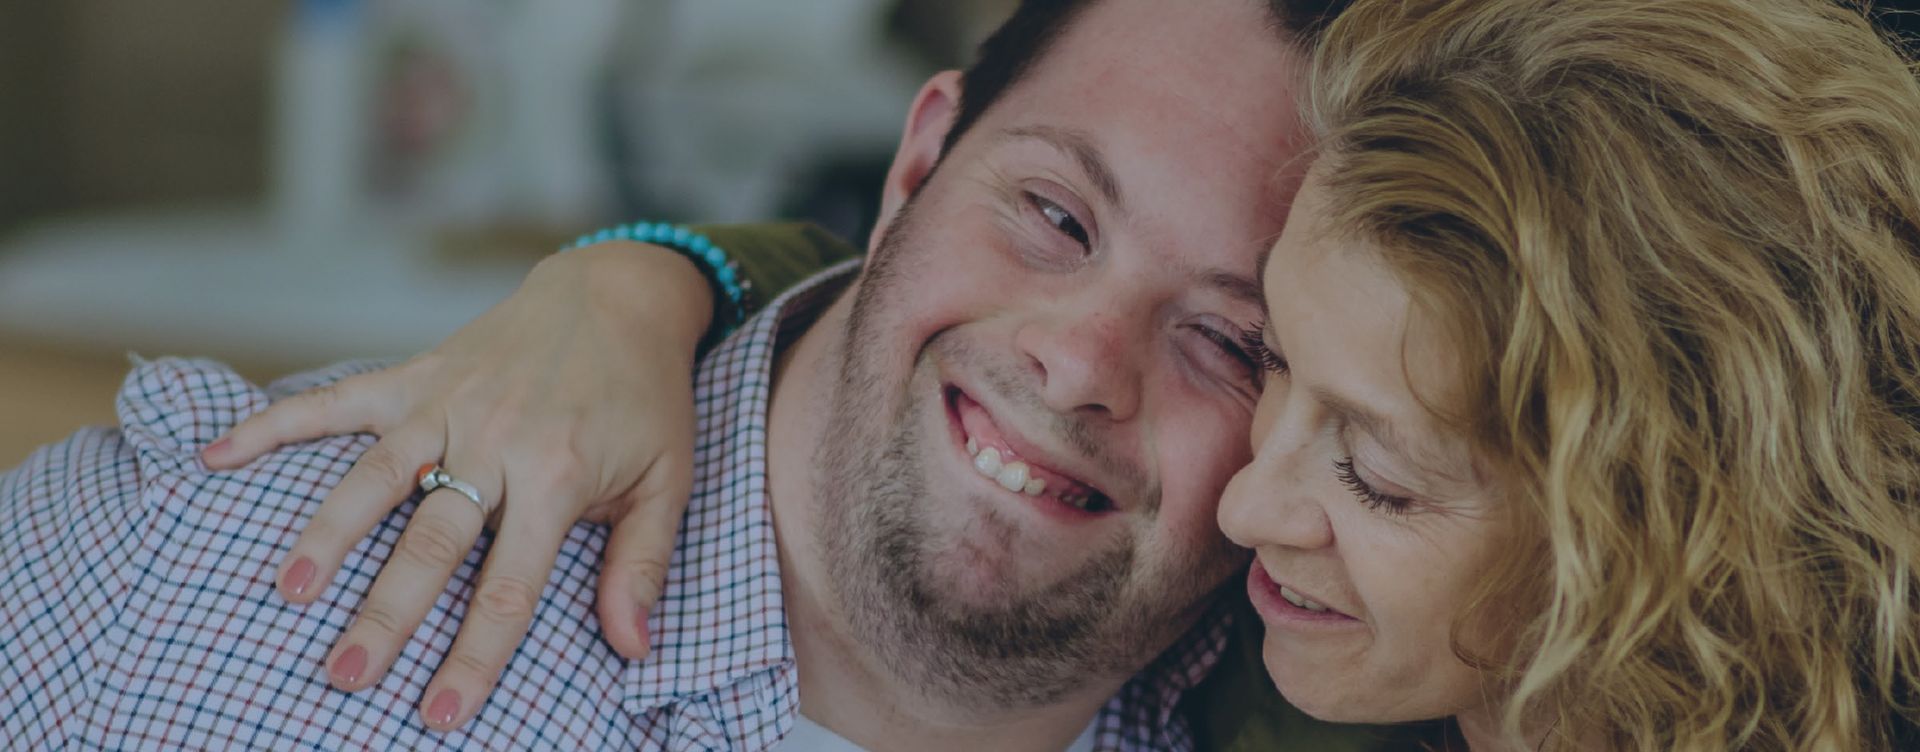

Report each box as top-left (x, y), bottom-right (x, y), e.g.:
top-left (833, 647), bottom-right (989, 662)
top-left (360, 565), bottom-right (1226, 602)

top-left (203, 222), bottom-right (857, 731)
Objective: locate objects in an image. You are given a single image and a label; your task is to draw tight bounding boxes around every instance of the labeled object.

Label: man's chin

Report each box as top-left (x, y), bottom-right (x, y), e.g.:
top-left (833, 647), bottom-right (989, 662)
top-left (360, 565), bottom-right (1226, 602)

top-left (915, 536), bottom-right (1065, 612)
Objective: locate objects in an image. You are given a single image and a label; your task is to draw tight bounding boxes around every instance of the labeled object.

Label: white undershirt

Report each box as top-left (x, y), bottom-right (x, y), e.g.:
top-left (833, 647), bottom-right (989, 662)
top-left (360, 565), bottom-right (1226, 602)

top-left (777, 713), bottom-right (1099, 752)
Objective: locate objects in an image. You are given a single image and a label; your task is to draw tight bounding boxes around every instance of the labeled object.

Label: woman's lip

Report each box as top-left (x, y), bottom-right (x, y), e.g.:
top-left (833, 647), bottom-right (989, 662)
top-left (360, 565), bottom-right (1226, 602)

top-left (1246, 562), bottom-right (1362, 627)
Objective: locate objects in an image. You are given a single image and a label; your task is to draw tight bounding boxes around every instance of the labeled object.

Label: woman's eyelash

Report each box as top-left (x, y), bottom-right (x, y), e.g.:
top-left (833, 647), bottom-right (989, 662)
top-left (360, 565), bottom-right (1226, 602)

top-left (1333, 458), bottom-right (1413, 516)
top-left (1239, 329), bottom-right (1289, 374)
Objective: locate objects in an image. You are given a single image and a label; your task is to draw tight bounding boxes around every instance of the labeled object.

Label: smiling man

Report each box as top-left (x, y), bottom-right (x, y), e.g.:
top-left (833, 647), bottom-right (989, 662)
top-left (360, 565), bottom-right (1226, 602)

top-left (1, 0), bottom-right (1354, 749)
top-left (776, 0), bottom-right (1310, 730)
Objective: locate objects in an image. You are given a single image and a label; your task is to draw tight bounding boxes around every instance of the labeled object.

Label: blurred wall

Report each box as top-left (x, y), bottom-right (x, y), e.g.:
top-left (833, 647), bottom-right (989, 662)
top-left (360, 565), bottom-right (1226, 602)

top-left (0, 0), bottom-right (1018, 240)
top-left (1, 0), bottom-right (1910, 241)
top-left (0, 1), bottom-right (279, 234)
top-left (0, 1), bottom-right (60, 233)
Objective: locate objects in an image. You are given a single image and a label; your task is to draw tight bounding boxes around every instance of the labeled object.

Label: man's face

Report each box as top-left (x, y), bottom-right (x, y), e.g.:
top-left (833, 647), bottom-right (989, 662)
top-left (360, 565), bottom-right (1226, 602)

top-left (816, 0), bottom-right (1311, 707)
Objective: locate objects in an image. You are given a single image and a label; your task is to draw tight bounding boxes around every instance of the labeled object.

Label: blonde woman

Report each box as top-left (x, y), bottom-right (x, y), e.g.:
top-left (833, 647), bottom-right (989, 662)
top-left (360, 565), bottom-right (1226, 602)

top-left (211, 0), bottom-right (1918, 747)
top-left (1220, 0), bottom-right (1920, 747)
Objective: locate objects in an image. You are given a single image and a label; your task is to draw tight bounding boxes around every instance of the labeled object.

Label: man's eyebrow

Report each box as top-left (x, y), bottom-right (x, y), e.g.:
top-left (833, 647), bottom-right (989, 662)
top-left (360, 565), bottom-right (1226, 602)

top-left (1200, 268), bottom-right (1266, 308)
top-left (1190, 242), bottom-right (1275, 309)
top-left (1002, 125), bottom-right (1127, 214)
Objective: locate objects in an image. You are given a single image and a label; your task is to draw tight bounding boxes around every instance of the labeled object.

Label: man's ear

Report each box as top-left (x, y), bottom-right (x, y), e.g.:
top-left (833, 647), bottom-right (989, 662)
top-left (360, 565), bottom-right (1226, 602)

top-left (869, 70), bottom-right (963, 253)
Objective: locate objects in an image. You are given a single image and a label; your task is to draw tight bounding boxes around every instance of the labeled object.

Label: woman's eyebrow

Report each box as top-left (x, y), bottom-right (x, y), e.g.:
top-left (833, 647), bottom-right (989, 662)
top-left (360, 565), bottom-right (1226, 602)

top-left (1314, 386), bottom-right (1476, 488)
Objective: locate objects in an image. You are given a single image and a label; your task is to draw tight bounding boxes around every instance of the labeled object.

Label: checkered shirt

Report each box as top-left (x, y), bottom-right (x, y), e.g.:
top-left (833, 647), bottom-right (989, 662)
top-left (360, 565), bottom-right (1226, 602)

top-left (0, 262), bottom-right (1234, 751)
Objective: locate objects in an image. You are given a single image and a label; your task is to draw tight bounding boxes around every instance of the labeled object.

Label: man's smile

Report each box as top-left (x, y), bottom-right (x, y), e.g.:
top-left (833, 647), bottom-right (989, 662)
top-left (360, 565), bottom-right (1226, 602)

top-left (942, 383), bottom-right (1119, 519)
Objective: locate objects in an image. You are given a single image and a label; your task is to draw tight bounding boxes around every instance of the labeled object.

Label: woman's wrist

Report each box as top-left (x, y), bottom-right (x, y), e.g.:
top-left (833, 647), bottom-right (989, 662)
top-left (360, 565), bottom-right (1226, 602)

top-left (563, 222), bottom-right (749, 351)
top-left (536, 241), bottom-right (716, 364)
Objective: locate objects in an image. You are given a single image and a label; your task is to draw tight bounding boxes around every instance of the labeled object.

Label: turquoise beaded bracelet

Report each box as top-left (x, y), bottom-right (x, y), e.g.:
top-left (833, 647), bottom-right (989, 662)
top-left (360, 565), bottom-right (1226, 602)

top-left (563, 221), bottom-right (753, 352)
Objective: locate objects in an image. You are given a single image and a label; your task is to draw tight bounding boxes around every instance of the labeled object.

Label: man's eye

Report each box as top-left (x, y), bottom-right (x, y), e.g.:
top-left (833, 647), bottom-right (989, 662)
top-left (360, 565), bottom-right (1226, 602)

top-left (1027, 193), bottom-right (1091, 248)
top-left (1190, 324), bottom-right (1264, 388)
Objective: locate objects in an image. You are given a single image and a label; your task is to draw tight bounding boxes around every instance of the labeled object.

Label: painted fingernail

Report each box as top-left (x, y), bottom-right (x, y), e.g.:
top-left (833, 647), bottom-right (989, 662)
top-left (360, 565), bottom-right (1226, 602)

top-left (331, 644), bottom-right (367, 687)
top-left (281, 557), bottom-right (316, 597)
top-left (203, 438), bottom-right (230, 458)
top-left (427, 689), bottom-right (462, 727)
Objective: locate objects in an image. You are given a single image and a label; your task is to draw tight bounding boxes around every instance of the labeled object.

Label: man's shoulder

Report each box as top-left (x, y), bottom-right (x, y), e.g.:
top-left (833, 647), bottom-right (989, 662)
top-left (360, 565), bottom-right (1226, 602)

top-left (111, 356), bottom-right (385, 477)
top-left (1, 357), bottom-right (657, 749)
top-left (0, 358), bottom-right (382, 747)
top-left (1, 356), bottom-right (385, 533)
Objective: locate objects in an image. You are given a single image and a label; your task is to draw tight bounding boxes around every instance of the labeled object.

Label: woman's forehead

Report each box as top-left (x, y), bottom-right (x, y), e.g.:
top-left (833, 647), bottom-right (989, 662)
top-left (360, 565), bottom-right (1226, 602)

top-left (1264, 190), bottom-right (1489, 494)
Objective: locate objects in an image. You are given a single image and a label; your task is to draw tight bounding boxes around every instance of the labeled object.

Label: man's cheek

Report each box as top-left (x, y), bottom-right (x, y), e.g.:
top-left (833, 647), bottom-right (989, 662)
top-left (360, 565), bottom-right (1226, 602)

top-left (867, 251), bottom-right (992, 327)
top-left (887, 288), bottom-right (1006, 362)
top-left (1164, 395), bottom-right (1257, 481)
top-left (1155, 408), bottom-right (1257, 533)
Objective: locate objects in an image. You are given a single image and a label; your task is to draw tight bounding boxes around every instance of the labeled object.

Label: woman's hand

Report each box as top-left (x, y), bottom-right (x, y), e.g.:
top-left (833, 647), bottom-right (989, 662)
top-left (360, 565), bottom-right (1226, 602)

top-left (201, 241), bottom-right (716, 731)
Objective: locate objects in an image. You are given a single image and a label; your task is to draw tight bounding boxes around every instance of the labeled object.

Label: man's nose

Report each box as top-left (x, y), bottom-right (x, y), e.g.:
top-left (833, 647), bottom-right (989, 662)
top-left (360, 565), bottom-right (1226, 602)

top-left (1013, 306), bottom-right (1145, 422)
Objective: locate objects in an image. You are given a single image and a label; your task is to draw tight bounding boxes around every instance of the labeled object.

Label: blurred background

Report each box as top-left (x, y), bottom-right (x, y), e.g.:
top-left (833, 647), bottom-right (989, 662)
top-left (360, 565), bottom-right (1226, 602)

top-left (0, 0), bottom-right (1015, 464)
top-left (1, 0), bottom-right (1915, 467)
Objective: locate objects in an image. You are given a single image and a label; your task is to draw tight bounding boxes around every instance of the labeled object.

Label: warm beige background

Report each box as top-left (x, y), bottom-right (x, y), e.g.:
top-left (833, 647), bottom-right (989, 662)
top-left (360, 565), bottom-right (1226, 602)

top-left (0, 337), bottom-right (138, 467)
top-left (0, 331), bottom-right (311, 466)
top-left (0, 336), bottom-right (292, 468)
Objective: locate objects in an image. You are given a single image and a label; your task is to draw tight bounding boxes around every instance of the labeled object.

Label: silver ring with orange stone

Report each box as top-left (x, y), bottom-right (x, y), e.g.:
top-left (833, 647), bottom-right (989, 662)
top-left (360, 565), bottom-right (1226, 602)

top-left (415, 463), bottom-right (492, 517)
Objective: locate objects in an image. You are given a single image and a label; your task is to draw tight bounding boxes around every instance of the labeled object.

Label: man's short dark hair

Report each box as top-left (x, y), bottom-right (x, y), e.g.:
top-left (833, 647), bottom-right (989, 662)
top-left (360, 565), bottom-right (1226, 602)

top-left (940, 0), bottom-right (1354, 157)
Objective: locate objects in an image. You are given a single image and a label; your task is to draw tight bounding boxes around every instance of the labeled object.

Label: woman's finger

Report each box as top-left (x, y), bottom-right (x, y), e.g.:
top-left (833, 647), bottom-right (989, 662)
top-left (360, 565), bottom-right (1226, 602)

top-left (204, 369), bottom-right (407, 469)
top-left (325, 478), bottom-right (495, 692)
top-left (277, 425), bottom-right (446, 603)
top-left (416, 511), bottom-right (570, 731)
top-left (596, 452), bottom-right (694, 661)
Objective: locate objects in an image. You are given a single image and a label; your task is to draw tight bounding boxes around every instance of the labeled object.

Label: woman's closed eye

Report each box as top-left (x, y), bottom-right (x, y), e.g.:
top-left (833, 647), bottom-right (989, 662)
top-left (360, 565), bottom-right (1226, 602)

top-left (1333, 458), bottom-right (1415, 516)
top-left (1240, 329), bottom-right (1289, 376)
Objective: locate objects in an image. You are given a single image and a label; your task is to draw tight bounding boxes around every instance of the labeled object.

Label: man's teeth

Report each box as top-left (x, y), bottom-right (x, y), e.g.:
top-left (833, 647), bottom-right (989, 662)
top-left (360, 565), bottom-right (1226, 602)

top-left (973, 445), bottom-right (1003, 475)
top-left (996, 462), bottom-right (1028, 492)
top-left (967, 443), bottom-right (1053, 499)
top-left (1279, 585), bottom-right (1331, 613)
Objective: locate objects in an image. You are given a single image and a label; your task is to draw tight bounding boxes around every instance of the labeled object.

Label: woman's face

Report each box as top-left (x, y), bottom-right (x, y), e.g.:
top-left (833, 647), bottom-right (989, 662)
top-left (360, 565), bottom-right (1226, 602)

top-left (1218, 172), bottom-right (1509, 724)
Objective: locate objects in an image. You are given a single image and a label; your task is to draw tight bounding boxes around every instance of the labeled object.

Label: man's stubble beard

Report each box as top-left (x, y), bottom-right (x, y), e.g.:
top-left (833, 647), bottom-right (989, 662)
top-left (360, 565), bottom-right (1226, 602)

top-left (808, 193), bottom-right (1227, 712)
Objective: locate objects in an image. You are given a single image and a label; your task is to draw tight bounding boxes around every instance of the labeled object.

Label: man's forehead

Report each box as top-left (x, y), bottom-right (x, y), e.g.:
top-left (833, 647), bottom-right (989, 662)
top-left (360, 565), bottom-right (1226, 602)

top-left (1036, 0), bottom-right (1298, 83)
top-left (988, 0), bottom-right (1309, 207)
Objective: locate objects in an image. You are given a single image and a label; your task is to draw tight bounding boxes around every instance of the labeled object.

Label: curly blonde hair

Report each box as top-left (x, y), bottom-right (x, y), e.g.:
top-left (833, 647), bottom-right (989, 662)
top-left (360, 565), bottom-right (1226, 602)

top-left (1302, 0), bottom-right (1920, 748)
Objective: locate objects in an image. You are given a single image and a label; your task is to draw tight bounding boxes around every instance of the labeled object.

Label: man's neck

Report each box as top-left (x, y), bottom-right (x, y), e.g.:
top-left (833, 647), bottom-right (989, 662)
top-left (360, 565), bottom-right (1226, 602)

top-left (763, 293), bottom-right (1109, 752)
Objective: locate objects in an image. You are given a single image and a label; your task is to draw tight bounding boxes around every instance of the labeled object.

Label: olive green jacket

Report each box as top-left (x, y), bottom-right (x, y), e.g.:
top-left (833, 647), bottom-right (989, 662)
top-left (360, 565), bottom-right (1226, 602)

top-left (676, 221), bottom-right (1440, 752)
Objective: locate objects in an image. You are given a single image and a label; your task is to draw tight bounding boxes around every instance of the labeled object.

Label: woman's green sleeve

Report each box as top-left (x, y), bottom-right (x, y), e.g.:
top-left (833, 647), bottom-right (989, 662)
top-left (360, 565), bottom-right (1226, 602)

top-left (692, 222), bottom-right (864, 331)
